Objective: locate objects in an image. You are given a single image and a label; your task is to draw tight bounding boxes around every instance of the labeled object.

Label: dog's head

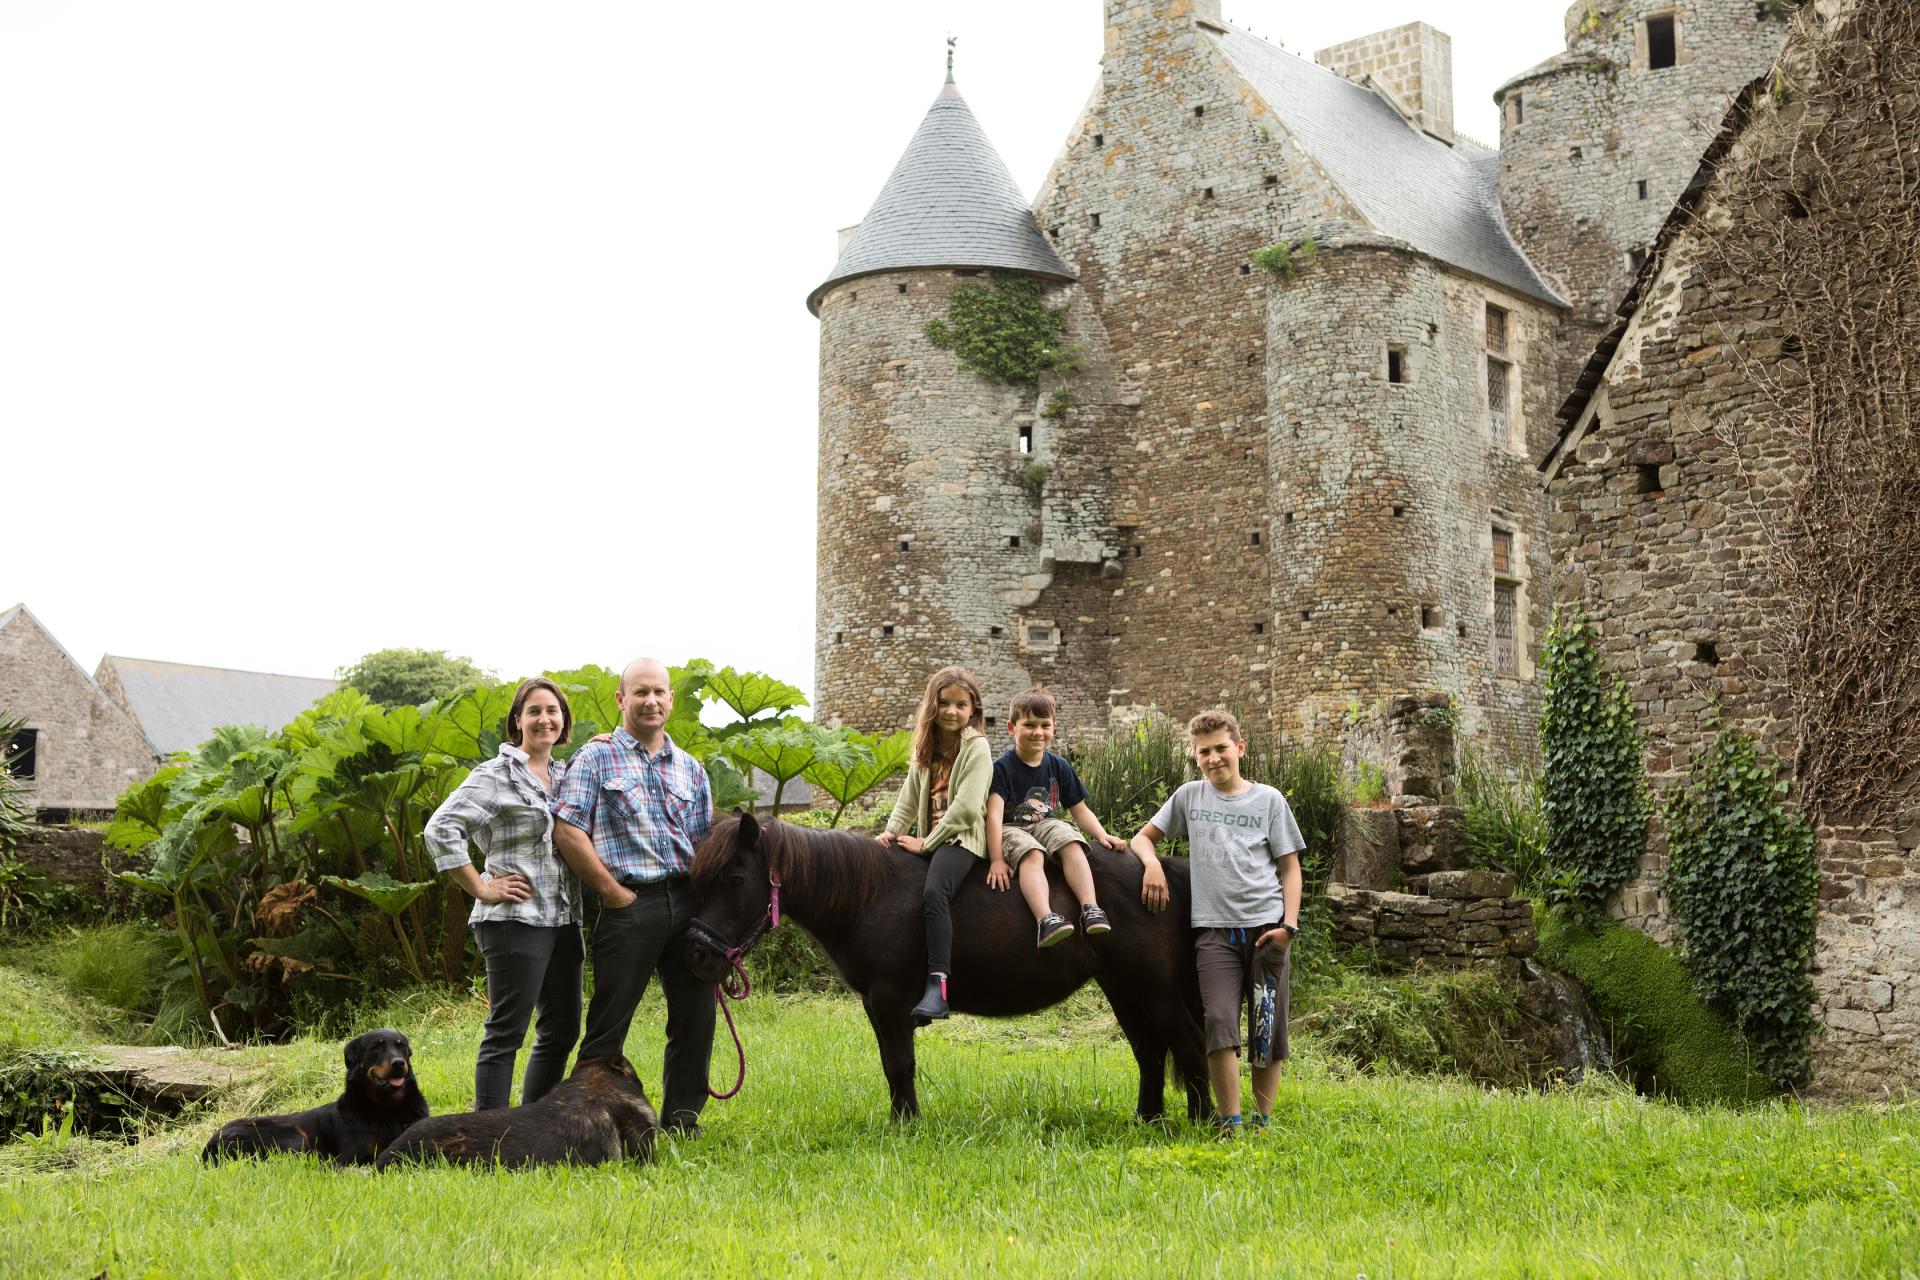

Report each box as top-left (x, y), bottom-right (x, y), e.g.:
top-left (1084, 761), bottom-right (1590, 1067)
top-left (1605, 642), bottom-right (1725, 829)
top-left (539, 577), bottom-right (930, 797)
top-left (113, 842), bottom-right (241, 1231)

top-left (344, 1028), bottom-right (418, 1106)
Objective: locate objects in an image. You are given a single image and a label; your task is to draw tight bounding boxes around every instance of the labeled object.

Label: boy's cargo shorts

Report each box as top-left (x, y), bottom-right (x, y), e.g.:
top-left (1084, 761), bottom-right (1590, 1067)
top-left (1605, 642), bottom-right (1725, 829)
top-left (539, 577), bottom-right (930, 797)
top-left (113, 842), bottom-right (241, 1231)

top-left (1000, 818), bottom-right (1086, 867)
top-left (1194, 926), bottom-right (1291, 1059)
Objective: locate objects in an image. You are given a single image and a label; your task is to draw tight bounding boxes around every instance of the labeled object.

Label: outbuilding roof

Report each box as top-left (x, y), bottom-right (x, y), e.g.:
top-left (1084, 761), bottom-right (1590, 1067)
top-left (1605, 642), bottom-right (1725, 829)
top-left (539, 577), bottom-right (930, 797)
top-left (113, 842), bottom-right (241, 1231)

top-left (98, 655), bottom-right (336, 756)
top-left (1210, 23), bottom-right (1563, 307)
top-left (807, 80), bottom-right (1075, 315)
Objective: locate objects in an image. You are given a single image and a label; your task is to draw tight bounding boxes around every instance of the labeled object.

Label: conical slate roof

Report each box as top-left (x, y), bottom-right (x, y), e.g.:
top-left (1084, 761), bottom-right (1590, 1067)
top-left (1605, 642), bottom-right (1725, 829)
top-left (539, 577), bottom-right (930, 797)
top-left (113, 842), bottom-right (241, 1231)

top-left (807, 81), bottom-right (1074, 315)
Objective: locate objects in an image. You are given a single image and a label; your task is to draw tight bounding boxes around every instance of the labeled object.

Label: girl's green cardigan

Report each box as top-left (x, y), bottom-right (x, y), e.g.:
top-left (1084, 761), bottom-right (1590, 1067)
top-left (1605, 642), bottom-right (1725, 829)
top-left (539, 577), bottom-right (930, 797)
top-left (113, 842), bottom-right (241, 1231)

top-left (884, 728), bottom-right (990, 858)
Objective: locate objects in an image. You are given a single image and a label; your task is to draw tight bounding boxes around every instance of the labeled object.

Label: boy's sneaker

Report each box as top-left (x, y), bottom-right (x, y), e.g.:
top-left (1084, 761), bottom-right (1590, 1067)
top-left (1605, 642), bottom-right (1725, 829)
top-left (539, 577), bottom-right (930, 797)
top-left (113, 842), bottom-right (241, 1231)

top-left (1079, 904), bottom-right (1112, 936)
top-left (1036, 913), bottom-right (1075, 949)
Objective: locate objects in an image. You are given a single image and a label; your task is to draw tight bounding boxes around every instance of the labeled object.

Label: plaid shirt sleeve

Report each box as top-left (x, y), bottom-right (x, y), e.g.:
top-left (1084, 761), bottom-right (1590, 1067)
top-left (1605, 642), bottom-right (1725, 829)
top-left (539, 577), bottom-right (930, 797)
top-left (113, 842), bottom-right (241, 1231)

top-left (425, 764), bottom-right (501, 873)
top-left (685, 758), bottom-right (714, 846)
top-left (552, 743), bottom-right (603, 834)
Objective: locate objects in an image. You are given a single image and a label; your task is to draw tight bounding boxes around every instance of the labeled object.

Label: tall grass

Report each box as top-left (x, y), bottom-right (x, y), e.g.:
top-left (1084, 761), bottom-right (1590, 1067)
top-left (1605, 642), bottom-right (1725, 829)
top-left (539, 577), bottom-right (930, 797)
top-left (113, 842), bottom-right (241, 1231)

top-left (1458, 747), bottom-right (1549, 891)
top-left (1065, 715), bottom-right (1192, 840)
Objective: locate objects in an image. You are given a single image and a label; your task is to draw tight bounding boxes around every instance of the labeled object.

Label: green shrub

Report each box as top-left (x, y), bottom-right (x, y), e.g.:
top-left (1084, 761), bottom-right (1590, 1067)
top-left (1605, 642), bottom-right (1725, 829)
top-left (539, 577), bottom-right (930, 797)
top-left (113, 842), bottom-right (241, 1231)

top-left (48, 924), bottom-right (173, 1017)
top-left (923, 273), bottom-right (1072, 385)
top-left (1066, 716), bottom-right (1192, 843)
top-left (1539, 605), bottom-right (1649, 921)
top-left (1295, 964), bottom-right (1549, 1088)
top-left (1458, 748), bottom-right (1548, 891)
top-left (1533, 904), bottom-right (1774, 1106)
top-left (1663, 719), bottom-right (1819, 1089)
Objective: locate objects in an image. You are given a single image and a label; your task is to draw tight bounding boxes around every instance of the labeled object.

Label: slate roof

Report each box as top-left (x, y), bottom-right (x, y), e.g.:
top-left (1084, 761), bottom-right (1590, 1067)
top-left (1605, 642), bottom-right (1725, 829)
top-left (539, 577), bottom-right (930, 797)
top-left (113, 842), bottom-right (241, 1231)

top-left (99, 655), bottom-right (336, 756)
top-left (1209, 24), bottom-right (1563, 306)
top-left (807, 81), bottom-right (1075, 315)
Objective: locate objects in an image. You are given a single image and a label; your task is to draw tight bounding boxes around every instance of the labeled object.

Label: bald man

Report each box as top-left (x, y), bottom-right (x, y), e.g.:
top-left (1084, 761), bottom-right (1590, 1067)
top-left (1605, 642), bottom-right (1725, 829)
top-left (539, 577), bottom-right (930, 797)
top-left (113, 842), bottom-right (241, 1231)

top-left (552, 658), bottom-right (716, 1134)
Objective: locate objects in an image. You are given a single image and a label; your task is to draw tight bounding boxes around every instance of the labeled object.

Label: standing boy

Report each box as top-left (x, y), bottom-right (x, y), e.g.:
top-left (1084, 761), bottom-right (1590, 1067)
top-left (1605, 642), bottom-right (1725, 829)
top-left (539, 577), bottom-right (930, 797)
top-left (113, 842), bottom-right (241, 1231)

top-left (1129, 710), bottom-right (1304, 1136)
top-left (984, 688), bottom-right (1131, 949)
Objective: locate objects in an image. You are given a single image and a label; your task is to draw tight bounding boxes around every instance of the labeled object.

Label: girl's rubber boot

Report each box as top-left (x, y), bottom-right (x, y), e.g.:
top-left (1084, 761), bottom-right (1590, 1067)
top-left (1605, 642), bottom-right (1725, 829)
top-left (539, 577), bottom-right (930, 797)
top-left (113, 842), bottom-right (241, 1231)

top-left (911, 973), bottom-right (949, 1026)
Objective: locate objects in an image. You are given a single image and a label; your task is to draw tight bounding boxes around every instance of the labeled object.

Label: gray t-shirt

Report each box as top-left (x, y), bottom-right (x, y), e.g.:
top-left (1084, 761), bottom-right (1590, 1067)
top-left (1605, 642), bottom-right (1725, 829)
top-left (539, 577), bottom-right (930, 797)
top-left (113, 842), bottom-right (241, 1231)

top-left (1150, 780), bottom-right (1306, 928)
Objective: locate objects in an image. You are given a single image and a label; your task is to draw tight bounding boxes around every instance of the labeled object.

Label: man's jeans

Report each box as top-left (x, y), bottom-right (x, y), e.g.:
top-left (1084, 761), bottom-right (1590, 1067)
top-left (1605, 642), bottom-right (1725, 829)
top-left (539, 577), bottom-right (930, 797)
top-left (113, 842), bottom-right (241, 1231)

top-left (578, 877), bottom-right (715, 1128)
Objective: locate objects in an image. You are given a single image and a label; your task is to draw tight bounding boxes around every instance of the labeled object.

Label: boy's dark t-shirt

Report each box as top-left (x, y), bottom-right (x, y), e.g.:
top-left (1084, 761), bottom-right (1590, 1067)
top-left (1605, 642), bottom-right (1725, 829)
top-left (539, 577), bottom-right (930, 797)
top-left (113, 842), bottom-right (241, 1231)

top-left (990, 750), bottom-right (1087, 828)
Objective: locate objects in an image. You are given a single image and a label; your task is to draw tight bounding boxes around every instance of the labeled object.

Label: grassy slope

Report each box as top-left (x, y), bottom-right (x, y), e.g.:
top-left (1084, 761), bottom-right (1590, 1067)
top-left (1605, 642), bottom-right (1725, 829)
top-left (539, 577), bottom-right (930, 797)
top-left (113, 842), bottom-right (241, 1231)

top-left (1, 984), bottom-right (1916, 1278)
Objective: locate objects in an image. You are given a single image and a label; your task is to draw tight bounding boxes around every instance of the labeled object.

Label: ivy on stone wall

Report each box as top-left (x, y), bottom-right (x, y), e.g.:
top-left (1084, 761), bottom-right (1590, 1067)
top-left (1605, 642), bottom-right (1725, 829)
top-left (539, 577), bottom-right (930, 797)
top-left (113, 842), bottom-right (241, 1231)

top-left (1663, 713), bottom-right (1818, 1089)
top-left (923, 273), bottom-right (1070, 385)
top-left (1538, 605), bottom-right (1649, 923)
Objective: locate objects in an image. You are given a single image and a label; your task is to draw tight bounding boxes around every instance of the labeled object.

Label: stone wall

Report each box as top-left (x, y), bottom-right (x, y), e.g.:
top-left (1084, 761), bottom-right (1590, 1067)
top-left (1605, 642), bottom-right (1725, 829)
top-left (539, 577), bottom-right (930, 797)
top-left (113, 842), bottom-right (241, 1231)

top-left (1497, 0), bottom-right (1788, 403)
top-left (1330, 873), bottom-right (1537, 966)
top-left (1314, 21), bottom-right (1455, 144)
top-left (1267, 247), bottom-right (1555, 761)
top-left (0, 608), bottom-right (156, 814)
top-left (812, 269), bottom-right (1125, 740)
top-left (1543, 8), bottom-right (1918, 1095)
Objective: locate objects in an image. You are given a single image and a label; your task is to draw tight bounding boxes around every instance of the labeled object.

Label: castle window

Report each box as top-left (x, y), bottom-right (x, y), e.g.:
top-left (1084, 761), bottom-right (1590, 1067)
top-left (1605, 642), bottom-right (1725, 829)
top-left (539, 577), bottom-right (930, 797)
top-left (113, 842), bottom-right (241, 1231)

top-left (1049, 226), bottom-right (1061, 240)
top-left (1009, 536), bottom-right (1021, 548)
top-left (1249, 531), bottom-right (1262, 547)
top-left (833, 631), bottom-right (844, 644)
top-left (1253, 622), bottom-right (1265, 635)
top-left (1202, 187), bottom-right (1215, 201)
top-left (1387, 345), bottom-right (1408, 384)
top-left (1485, 305), bottom-right (1508, 354)
top-left (1570, 146), bottom-right (1583, 161)
top-left (897, 283), bottom-right (908, 294)
top-left (1263, 174), bottom-right (1278, 188)
top-left (1629, 247), bottom-right (1649, 272)
top-left (1421, 605), bottom-right (1439, 630)
top-left (1240, 263), bottom-right (1251, 275)
top-left (1022, 622), bottom-right (1060, 652)
top-left (1132, 543), bottom-right (1144, 558)
top-left (1090, 212), bottom-right (1101, 230)
top-left (882, 624), bottom-right (895, 638)
top-left (1693, 640), bottom-right (1719, 665)
top-left (1194, 105), bottom-right (1205, 119)
top-left (990, 626), bottom-right (1004, 638)
top-left (1511, 93), bottom-right (1523, 126)
top-left (1457, 621), bottom-right (1468, 639)
top-left (1283, 512), bottom-right (1294, 525)
top-left (1646, 15), bottom-right (1677, 70)
top-left (1486, 358), bottom-right (1512, 443)
top-left (1492, 527), bottom-right (1514, 577)
top-left (1387, 605), bottom-right (1399, 618)
top-left (1093, 133), bottom-right (1104, 148)
top-left (1300, 609), bottom-right (1311, 622)
top-left (899, 539), bottom-right (910, 552)
top-left (850, 291), bottom-right (858, 302)
top-left (1018, 423), bottom-right (1033, 454)
top-left (4, 728), bottom-right (36, 780)
top-left (1637, 179), bottom-right (1650, 200)
top-left (1635, 463), bottom-right (1663, 495)
top-left (1392, 505), bottom-right (1406, 517)
top-left (1493, 583), bottom-right (1518, 674)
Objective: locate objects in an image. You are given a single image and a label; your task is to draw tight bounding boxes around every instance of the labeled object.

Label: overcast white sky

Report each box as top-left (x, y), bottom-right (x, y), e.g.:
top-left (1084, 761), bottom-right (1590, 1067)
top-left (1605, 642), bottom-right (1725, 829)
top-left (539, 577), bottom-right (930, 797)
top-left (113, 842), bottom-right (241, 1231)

top-left (2, 1), bottom-right (1563, 705)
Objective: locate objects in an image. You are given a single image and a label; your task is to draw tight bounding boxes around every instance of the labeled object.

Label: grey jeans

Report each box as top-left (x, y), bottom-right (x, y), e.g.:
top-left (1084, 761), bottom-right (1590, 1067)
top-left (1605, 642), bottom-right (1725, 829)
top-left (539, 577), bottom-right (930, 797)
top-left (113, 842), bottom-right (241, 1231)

top-left (579, 877), bottom-right (715, 1128)
top-left (471, 920), bottom-right (584, 1110)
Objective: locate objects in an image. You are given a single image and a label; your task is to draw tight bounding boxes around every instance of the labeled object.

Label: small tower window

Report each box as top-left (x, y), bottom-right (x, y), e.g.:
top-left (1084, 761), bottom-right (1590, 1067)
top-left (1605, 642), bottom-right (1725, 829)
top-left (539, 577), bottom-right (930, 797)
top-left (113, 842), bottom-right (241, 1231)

top-left (1194, 105), bottom-right (1205, 119)
top-left (1635, 463), bottom-right (1664, 495)
top-left (1009, 536), bottom-right (1021, 548)
top-left (1093, 133), bottom-right (1104, 148)
top-left (1387, 345), bottom-right (1408, 384)
top-left (1263, 174), bottom-right (1278, 188)
top-left (1202, 187), bottom-right (1215, 201)
top-left (1249, 531), bottom-right (1262, 547)
top-left (1647, 15), bottom-right (1677, 70)
top-left (833, 631), bottom-right (844, 644)
top-left (1090, 212), bottom-right (1102, 230)
top-left (882, 624), bottom-right (895, 638)
top-left (1637, 179), bottom-right (1650, 200)
top-left (1485, 305), bottom-right (1508, 354)
top-left (1421, 605), bottom-right (1439, 630)
top-left (1253, 622), bottom-right (1265, 635)
top-left (899, 539), bottom-right (910, 552)
top-left (1392, 505), bottom-right (1406, 517)
top-left (1239, 263), bottom-right (1251, 275)
top-left (1511, 93), bottom-right (1524, 126)
top-left (990, 626), bottom-right (1004, 638)
top-left (898, 283), bottom-right (908, 294)
top-left (1018, 423), bottom-right (1033, 455)
top-left (1693, 640), bottom-right (1719, 665)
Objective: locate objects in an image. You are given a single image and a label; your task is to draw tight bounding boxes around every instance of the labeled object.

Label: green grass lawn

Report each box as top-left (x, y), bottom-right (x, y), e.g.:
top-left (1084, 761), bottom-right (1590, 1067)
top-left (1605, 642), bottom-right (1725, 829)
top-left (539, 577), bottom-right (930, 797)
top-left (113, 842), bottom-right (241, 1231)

top-left (2, 980), bottom-right (1917, 1279)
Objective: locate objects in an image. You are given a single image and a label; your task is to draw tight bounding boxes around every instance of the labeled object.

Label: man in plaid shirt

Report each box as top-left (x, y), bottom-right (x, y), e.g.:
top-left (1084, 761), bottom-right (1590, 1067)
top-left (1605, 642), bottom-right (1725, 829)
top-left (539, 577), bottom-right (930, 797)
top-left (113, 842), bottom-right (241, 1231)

top-left (552, 656), bottom-right (716, 1134)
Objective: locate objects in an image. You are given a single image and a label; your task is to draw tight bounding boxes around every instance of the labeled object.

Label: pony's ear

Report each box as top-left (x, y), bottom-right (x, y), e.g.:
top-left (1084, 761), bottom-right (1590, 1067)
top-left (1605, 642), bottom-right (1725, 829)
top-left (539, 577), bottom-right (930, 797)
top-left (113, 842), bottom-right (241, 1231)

top-left (738, 810), bottom-right (761, 845)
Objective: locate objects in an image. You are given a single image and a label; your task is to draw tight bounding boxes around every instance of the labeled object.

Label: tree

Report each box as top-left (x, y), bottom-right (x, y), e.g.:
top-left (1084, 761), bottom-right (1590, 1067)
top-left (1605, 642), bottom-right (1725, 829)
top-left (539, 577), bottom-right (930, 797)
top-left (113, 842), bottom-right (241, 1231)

top-left (338, 648), bottom-right (491, 708)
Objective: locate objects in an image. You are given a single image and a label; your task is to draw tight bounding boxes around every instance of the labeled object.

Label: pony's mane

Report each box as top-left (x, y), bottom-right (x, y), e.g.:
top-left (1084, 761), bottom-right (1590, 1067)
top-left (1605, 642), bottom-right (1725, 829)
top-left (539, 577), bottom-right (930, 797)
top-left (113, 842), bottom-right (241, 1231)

top-left (692, 815), bottom-right (894, 917)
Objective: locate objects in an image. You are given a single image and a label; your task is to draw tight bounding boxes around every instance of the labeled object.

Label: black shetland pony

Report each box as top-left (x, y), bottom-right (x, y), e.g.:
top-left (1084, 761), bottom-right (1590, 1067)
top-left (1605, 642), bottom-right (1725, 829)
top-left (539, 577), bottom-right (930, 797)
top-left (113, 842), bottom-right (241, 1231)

top-left (686, 813), bottom-right (1210, 1122)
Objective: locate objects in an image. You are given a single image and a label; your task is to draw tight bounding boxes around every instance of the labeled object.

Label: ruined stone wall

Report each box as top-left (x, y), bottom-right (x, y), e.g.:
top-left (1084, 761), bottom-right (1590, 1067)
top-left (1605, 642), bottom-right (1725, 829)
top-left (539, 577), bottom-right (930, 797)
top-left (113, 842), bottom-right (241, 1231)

top-left (1266, 246), bottom-right (1555, 762)
top-left (1497, 0), bottom-right (1789, 403)
top-left (1034, 0), bottom-right (1361, 736)
top-left (1330, 876), bottom-right (1537, 967)
top-left (0, 611), bottom-right (155, 814)
top-left (813, 269), bottom-right (1122, 739)
top-left (1544, 17), bottom-right (1918, 1094)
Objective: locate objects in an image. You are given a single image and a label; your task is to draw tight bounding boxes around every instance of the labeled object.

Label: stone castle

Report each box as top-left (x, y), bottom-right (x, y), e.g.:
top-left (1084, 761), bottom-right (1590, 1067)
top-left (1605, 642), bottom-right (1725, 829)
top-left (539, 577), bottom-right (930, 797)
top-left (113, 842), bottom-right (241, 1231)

top-left (808, 0), bottom-right (1787, 761)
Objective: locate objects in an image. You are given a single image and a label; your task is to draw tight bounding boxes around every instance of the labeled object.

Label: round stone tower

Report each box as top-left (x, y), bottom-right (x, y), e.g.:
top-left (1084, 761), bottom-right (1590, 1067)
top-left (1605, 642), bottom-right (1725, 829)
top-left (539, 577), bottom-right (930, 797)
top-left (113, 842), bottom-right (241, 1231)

top-left (1495, 0), bottom-right (1791, 400)
top-left (809, 71), bottom-right (1079, 734)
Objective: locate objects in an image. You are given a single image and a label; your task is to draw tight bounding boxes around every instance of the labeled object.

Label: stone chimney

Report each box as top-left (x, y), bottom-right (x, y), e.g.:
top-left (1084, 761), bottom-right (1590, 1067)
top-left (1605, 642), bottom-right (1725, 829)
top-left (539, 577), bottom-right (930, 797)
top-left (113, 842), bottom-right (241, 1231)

top-left (1314, 21), bottom-right (1456, 146)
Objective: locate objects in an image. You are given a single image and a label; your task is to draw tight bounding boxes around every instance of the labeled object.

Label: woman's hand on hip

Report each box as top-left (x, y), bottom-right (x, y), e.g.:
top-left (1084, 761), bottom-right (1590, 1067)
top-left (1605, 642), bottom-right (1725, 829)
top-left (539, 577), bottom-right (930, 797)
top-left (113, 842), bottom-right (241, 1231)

top-left (476, 873), bottom-right (532, 904)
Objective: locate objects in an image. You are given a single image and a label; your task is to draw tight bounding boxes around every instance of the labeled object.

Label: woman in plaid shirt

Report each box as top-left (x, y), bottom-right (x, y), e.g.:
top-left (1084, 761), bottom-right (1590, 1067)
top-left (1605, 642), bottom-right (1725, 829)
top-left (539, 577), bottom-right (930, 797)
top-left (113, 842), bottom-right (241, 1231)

top-left (425, 677), bottom-right (584, 1110)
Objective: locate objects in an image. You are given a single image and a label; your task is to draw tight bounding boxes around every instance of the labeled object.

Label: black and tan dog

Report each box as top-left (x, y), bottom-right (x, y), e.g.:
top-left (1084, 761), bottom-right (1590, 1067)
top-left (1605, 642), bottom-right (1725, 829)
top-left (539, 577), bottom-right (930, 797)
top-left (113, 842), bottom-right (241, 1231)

top-left (203, 1028), bottom-right (428, 1166)
top-left (375, 1054), bottom-right (658, 1170)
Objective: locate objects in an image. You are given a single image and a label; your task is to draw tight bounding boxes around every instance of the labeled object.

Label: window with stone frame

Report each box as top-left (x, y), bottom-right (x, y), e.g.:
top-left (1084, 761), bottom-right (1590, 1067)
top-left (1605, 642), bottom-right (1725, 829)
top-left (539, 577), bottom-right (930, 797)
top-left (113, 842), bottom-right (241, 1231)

top-left (4, 728), bottom-right (36, 779)
top-left (1492, 527), bottom-right (1519, 676)
top-left (1646, 14), bottom-right (1678, 70)
top-left (1484, 303), bottom-right (1514, 447)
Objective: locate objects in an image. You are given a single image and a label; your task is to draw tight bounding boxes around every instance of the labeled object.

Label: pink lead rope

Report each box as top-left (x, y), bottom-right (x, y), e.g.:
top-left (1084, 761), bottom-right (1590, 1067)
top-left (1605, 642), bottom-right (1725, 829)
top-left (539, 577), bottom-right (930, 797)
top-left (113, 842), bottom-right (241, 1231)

top-left (707, 870), bottom-right (780, 1101)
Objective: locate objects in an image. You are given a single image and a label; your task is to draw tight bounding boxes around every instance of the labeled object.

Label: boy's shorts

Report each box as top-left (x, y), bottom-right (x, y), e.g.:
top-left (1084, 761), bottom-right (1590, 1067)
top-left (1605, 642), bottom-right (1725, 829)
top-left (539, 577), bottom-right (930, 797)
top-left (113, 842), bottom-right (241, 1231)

top-left (1000, 818), bottom-right (1087, 867)
top-left (1194, 926), bottom-right (1291, 1059)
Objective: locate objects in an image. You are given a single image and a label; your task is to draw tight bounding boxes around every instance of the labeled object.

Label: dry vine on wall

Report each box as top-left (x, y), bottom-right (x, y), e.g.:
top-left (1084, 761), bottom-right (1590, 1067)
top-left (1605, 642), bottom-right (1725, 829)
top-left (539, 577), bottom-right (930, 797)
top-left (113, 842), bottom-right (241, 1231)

top-left (1689, 1), bottom-right (1920, 826)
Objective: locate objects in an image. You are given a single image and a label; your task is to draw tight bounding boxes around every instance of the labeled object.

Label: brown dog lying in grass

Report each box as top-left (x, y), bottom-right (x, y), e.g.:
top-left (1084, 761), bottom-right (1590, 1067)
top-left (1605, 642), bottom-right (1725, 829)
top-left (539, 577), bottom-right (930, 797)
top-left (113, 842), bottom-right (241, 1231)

top-left (374, 1054), bottom-right (658, 1170)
